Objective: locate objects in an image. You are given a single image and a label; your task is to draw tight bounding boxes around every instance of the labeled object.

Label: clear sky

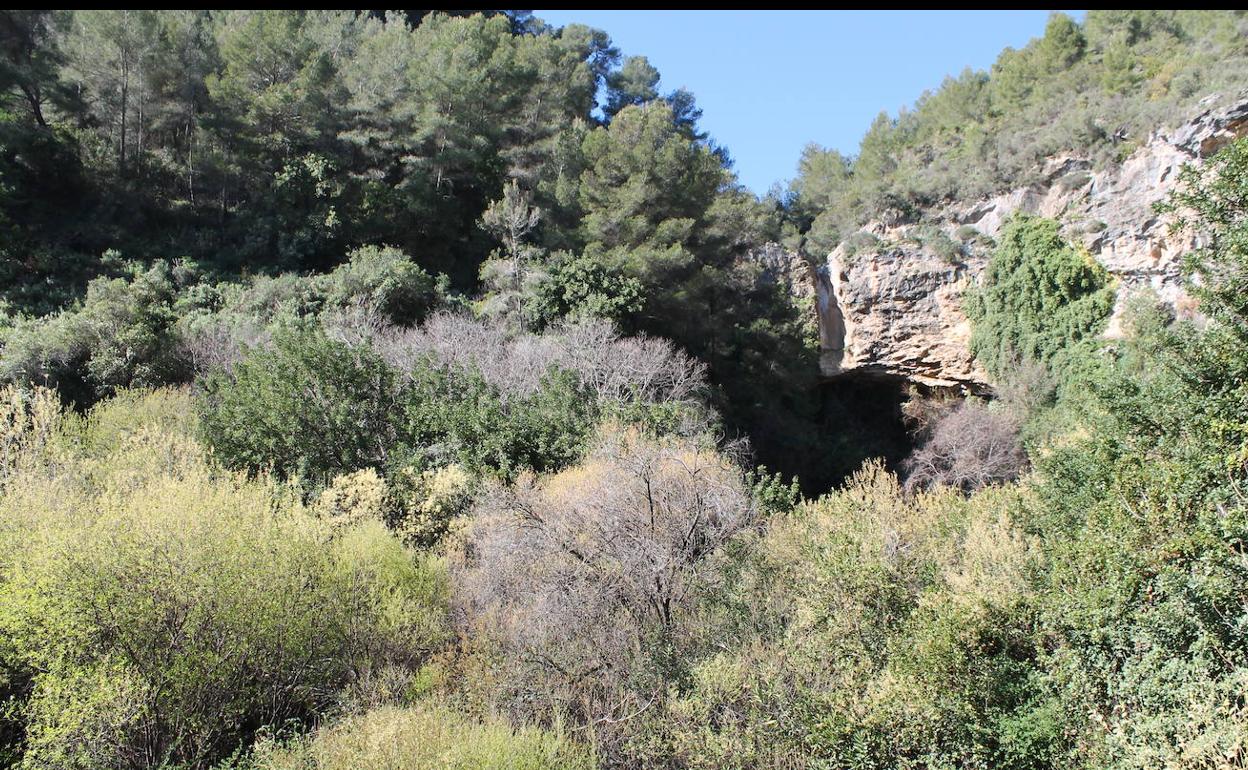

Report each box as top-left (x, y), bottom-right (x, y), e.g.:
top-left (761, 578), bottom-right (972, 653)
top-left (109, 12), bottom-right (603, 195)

top-left (532, 10), bottom-right (1085, 195)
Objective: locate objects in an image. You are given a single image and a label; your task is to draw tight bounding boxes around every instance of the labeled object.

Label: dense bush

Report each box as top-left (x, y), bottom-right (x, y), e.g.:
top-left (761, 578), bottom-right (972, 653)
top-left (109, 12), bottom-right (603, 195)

top-left (0, 246), bottom-right (446, 407)
top-left (426, 131), bottom-right (1248, 766)
top-left (178, 245), bottom-right (448, 374)
top-left (375, 315), bottom-right (710, 426)
top-left (0, 7), bottom-right (901, 492)
top-left (527, 252), bottom-right (644, 331)
top-left (5, 10), bottom-right (1248, 770)
top-left (1024, 135), bottom-right (1248, 769)
top-left (318, 245), bottom-right (443, 328)
top-left (0, 387), bottom-right (448, 769)
top-left (405, 361), bottom-right (597, 479)
top-left (965, 214), bottom-right (1115, 384)
top-left (198, 314), bottom-right (710, 493)
top-left (198, 327), bottom-right (407, 486)
top-left (386, 463), bottom-right (476, 548)
top-left (0, 260), bottom-right (190, 405)
top-left (633, 462), bottom-right (1043, 769)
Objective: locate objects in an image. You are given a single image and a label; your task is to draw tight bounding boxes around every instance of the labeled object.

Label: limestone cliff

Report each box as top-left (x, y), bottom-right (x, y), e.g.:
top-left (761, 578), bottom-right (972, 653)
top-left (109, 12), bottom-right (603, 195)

top-left (814, 92), bottom-right (1248, 392)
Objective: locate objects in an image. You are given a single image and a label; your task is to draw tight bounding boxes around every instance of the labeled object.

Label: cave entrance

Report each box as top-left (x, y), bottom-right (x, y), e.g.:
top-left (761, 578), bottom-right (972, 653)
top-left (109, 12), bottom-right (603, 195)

top-left (798, 372), bottom-right (963, 496)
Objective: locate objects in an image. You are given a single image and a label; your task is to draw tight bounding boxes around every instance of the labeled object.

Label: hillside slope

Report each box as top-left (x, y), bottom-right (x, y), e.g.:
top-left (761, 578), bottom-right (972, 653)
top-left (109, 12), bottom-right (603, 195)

top-left (812, 93), bottom-right (1248, 390)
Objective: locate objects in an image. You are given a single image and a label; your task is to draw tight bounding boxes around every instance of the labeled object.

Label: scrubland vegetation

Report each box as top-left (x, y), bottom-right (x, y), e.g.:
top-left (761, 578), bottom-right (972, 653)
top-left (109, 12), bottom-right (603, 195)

top-left (2, 9), bottom-right (1248, 770)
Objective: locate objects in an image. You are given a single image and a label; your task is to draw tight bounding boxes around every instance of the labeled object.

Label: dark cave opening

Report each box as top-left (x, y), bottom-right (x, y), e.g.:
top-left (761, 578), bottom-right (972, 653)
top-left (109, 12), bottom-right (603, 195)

top-left (793, 372), bottom-right (965, 497)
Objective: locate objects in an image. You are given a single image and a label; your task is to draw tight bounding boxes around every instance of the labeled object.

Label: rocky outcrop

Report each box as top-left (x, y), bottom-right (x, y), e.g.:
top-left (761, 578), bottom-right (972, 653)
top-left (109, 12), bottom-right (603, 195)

top-left (818, 246), bottom-right (989, 391)
top-left (818, 92), bottom-right (1248, 392)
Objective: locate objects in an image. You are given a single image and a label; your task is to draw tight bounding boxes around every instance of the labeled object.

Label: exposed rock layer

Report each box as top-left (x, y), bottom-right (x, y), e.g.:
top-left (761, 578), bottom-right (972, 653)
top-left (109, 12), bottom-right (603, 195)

top-left (816, 93), bottom-right (1248, 392)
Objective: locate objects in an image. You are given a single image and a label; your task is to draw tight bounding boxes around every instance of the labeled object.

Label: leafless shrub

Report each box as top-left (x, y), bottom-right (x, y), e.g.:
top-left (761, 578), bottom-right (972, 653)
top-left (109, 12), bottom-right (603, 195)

top-left (994, 355), bottom-right (1057, 419)
top-left (178, 313), bottom-right (270, 375)
top-left (373, 314), bottom-right (709, 421)
top-left (902, 400), bottom-right (1026, 494)
top-left (555, 319), bottom-right (707, 407)
top-left (900, 387), bottom-right (960, 436)
top-left (451, 427), bottom-right (757, 733)
top-left (374, 313), bottom-right (517, 387)
top-left (321, 296), bottom-right (391, 348)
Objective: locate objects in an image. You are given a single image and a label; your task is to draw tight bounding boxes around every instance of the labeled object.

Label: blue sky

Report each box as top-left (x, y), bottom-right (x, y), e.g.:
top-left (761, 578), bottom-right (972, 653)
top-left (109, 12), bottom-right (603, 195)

top-left (533, 10), bottom-right (1085, 195)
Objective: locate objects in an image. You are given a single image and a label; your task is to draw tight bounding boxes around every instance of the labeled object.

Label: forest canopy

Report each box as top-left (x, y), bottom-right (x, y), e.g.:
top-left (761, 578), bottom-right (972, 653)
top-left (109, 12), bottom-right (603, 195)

top-left (2, 9), bottom-right (1248, 770)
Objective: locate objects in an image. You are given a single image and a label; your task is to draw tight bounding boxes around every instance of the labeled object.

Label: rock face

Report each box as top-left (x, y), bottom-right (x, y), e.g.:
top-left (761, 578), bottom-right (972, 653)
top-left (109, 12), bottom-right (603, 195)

top-left (817, 92), bottom-right (1248, 392)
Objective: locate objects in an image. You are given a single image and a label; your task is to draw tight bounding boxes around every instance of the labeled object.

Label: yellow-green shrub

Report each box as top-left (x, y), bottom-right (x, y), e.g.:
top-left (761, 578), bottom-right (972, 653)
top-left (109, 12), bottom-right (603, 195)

top-left (651, 462), bottom-right (1045, 769)
top-left (252, 704), bottom-right (594, 770)
top-left (391, 463), bottom-right (474, 547)
top-left (316, 467), bottom-right (390, 529)
top-left (0, 385), bottom-right (61, 486)
top-left (0, 387), bottom-right (449, 769)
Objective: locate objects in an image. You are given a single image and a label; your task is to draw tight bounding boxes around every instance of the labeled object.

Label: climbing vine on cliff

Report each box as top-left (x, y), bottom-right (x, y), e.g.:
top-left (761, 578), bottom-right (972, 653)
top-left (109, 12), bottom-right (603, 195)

top-left (965, 214), bottom-right (1116, 386)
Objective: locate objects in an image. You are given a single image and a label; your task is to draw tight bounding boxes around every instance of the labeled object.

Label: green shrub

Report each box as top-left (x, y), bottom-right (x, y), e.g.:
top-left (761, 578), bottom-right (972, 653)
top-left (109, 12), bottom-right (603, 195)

top-left (910, 223), bottom-right (964, 264)
top-left (0, 261), bottom-right (189, 404)
top-left (1021, 137), bottom-right (1248, 768)
top-left (965, 214), bottom-right (1115, 384)
top-left (647, 463), bottom-right (1044, 769)
top-left (217, 273), bottom-right (326, 323)
top-left (405, 361), bottom-right (597, 480)
top-left (841, 229), bottom-right (881, 258)
top-left (198, 327), bottom-right (407, 486)
top-left (0, 385), bottom-right (61, 486)
top-left (320, 245), bottom-right (440, 327)
top-left (315, 467), bottom-right (391, 530)
top-left (955, 224), bottom-right (981, 242)
top-left (527, 252), bottom-right (644, 331)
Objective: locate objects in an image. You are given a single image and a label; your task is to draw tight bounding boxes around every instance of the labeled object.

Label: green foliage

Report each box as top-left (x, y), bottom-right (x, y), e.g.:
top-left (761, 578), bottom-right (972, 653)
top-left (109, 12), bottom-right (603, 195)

top-left (578, 102), bottom-right (724, 260)
top-left (909, 223), bottom-right (964, 264)
top-left (8, 15), bottom-right (1248, 769)
top-left (0, 246), bottom-right (444, 408)
top-left (0, 9), bottom-right (634, 305)
top-left (475, 180), bottom-right (546, 330)
top-left (634, 463), bottom-right (1044, 769)
top-left (965, 215), bottom-right (1115, 384)
top-left (603, 55), bottom-right (659, 120)
top-left (0, 259), bottom-right (190, 405)
top-left (1156, 132), bottom-right (1248, 340)
top-left (0, 387), bottom-right (448, 769)
top-left (198, 327), bottom-right (405, 485)
top-left (3, 7), bottom-right (837, 488)
top-left (0, 386), bottom-right (62, 489)
top-left (405, 361), bottom-right (597, 480)
top-left (527, 251), bottom-right (644, 330)
top-left (1036, 13), bottom-right (1086, 71)
top-left (313, 467), bottom-right (390, 529)
top-left (745, 466), bottom-right (802, 518)
top-left (320, 245), bottom-right (439, 326)
top-left (1017, 137), bottom-right (1248, 769)
top-left (197, 323), bottom-right (604, 492)
top-left (570, 100), bottom-right (838, 489)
